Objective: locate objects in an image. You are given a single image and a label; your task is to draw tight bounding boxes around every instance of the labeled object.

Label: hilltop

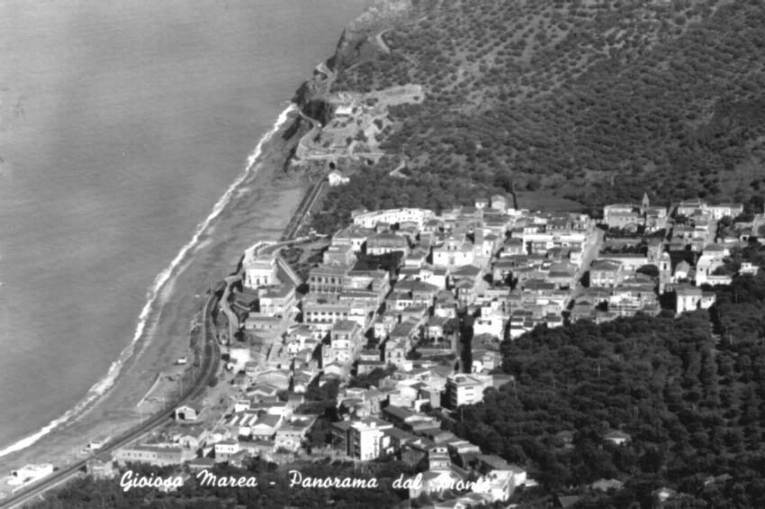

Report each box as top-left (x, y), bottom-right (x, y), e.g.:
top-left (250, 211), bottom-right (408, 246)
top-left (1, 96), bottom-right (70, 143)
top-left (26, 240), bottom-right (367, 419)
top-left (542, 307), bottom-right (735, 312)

top-left (310, 0), bottom-right (765, 229)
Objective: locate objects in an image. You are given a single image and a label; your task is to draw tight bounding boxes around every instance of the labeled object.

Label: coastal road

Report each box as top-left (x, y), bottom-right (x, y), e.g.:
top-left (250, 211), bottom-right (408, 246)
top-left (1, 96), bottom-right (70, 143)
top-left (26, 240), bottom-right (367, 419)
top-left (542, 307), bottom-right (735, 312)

top-left (0, 282), bottom-right (224, 509)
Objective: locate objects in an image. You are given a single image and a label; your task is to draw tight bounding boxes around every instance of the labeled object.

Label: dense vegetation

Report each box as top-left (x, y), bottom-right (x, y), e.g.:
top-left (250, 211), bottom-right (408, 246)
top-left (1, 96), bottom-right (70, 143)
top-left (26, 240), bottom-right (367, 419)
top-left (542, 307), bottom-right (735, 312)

top-left (315, 0), bottom-right (765, 228)
top-left (444, 269), bottom-right (765, 507)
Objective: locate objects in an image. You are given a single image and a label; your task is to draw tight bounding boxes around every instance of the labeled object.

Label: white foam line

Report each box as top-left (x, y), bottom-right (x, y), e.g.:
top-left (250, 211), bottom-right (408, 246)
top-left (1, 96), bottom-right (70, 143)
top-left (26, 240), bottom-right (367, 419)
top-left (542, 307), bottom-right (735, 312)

top-left (0, 103), bottom-right (298, 459)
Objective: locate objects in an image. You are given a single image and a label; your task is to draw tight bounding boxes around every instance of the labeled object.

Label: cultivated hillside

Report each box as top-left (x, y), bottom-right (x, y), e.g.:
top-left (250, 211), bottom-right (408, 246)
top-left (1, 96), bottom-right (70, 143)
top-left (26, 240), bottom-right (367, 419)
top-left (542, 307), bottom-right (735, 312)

top-left (314, 0), bottom-right (765, 227)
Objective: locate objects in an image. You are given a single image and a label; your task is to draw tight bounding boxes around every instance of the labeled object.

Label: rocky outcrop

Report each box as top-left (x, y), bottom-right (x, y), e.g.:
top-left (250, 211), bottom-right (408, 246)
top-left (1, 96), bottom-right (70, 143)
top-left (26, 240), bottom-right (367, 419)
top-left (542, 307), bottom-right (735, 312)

top-left (332, 0), bottom-right (414, 70)
top-left (283, 0), bottom-right (414, 173)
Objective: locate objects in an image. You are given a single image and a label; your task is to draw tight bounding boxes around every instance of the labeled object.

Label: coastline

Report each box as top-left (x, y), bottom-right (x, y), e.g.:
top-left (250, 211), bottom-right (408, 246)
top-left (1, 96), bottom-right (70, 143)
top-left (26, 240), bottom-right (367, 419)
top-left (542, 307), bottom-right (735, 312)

top-left (0, 107), bottom-right (311, 474)
top-left (0, 0), bottom-right (392, 484)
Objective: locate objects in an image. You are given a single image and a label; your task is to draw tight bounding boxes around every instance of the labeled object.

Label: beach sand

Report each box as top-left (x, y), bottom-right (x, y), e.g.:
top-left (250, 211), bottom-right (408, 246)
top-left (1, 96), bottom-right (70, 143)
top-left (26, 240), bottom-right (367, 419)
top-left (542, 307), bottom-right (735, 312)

top-left (0, 113), bottom-right (310, 477)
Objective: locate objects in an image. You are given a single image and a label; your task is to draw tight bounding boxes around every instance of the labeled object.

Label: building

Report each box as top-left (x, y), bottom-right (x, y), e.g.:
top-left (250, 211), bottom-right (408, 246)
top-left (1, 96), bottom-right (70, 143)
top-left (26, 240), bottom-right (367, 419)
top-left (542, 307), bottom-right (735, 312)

top-left (589, 259), bottom-right (624, 287)
top-left (328, 319), bottom-right (363, 365)
top-left (348, 418), bottom-right (394, 460)
top-left (257, 284), bottom-right (297, 317)
top-left (674, 285), bottom-right (716, 314)
top-left (602, 204), bottom-right (642, 229)
top-left (274, 416), bottom-right (315, 452)
top-left (308, 263), bottom-right (352, 294)
top-left (366, 232), bottom-right (410, 256)
top-left (114, 445), bottom-right (188, 467)
top-left (352, 208), bottom-right (434, 230)
top-left (174, 403), bottom-right (204, 422)
top-left (333, 225), bottom-right (372, 253)
top-left (215, 439), bottom-right (241, 461)
top-left (243, 250), bottom-right (278, 289)
top-left (303, 294), bottom-right (352, 331)
top-left (87, 453), bottom-right (117, 479)
top-left (328, 169), bottom-right (350, 186)
top-left (446, 373), bottom-right (493, 408)
top-left (433, 235), bottom-right (475, 267)
top-left (603, 430), bottom-right (631, 446)
top-left (8, 464), bottom-right (55, 489)
top-left (490, 195), bottom-right (508, 212)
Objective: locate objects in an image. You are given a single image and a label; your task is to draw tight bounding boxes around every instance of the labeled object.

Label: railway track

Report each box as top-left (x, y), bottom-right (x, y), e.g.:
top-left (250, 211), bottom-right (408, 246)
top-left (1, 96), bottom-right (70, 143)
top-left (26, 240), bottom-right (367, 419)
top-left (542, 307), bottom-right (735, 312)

top-left (0, 282), bottom-right (224, 509)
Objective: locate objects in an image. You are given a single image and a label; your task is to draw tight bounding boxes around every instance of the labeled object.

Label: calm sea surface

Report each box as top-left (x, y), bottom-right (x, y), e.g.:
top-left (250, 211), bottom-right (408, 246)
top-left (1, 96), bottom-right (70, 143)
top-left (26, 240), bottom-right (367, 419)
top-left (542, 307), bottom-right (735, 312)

top-left (0, 0), bottom-right (368, 456)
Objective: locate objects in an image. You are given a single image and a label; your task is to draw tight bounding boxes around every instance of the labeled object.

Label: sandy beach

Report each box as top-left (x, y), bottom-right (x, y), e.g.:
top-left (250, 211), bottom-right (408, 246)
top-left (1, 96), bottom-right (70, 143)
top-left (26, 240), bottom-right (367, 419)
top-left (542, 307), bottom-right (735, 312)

top-left (0, 110), bottom-right (310, 478)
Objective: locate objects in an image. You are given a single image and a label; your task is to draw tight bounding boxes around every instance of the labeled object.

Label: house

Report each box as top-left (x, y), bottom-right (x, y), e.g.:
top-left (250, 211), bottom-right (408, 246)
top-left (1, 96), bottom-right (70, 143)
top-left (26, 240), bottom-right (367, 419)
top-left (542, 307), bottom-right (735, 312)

top-left (592, 478), bottom-right (624, 492)
top-left (473, 310), bottom-right (506, 340)
top-left (603, 430), bottom-right (631, 446)
top-left (174, 403), bottom-right (204, 422)
top-left (188, 457), bottom-right (216, 473)
top-left (215, 439), bottom-right (241, 462)
top-left (674, 284), bottom-right (716, 314)
top-left (249, 382), bottom-right (280, 400)
top-left (446, 373), bottom-right (493, 408)
top-left (257, 284), bottom-right (297, 317)
top-left (474, 466), bottom-right (527, 502)
top-left (333, 225), bottom-right (372, 253)
top-left (114, 445), bottom-right (189, 467)
top-left (328, 319), bottom-right (363, 365)
top-left (349, 418), bottom-right (394, 460)
top-left (366, 232), bottom-right (410, 256)
top-left (736, 261), bottom-right (756, 276)
top-left (274, 417), bottom-right (315, 452)
top-left (602, 204), bottom-right (642, 229)
top-left (176, 426), bottom-right (209, 450)
top-left (676, 199), bottom-right (706, 217)
top-left (653, 487), bottom-right (677, 503)
top-left (408, 470), bottom-right (466, 499)
top-left (706, 203), bottom-right (744, 220)
top-left (87, 453), bottom-right (116, 479)
top-left (589, 259), bottom-right (624, 288)
top-left (353, 208), bottom-right (434, 230)
top-left (256, 369), bottom-right (291, 391)
top-left (249, 414), bottom-right (282, 441)
top-left (242, 251), bottom-right (278, 289)
top-left (328, 169), bottom-right (350, 186)
top-left (433, 235), bottom-right (475, 267)
top-left (673, 260), bottom-right (692, 282)
top-left (307, 263), bottom-right (352, 294)
top-left (490, 194), bottom-right (508, 212)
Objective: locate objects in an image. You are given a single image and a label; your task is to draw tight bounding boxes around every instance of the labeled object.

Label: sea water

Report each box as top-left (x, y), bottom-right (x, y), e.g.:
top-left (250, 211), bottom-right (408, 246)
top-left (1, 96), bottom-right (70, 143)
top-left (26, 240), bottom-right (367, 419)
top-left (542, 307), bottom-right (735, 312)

top-left (0, 0), bottom-right (369, 458)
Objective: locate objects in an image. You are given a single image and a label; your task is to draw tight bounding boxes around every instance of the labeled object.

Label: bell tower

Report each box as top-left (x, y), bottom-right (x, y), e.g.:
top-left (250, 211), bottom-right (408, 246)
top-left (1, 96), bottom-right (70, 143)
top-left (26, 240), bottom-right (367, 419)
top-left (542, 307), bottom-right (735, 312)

top-left (659, 251), bottom-right (672, 294)
top-left (641, 192), bottom-right (650, 214)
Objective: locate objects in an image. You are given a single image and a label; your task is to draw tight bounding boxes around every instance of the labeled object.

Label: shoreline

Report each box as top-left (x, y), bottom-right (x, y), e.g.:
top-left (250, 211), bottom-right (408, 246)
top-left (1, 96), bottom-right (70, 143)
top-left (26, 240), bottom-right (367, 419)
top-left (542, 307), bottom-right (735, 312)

top-left (0, 0), bottom-right (392, 483)
top-left (0, 105), bottom-right (313, 475)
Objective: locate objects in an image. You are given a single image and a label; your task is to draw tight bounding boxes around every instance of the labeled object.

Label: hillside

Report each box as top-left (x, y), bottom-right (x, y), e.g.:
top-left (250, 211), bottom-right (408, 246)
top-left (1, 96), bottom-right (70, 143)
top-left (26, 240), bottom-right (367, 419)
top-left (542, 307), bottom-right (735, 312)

top-left (447, 270), bottom-right (765, 506)
top-left (312, 0), bottom-right (765, 228)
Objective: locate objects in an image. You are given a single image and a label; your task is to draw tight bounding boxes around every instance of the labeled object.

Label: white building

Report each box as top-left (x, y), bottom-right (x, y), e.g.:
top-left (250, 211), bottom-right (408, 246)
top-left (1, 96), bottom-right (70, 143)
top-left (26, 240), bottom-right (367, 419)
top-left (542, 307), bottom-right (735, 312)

top-left (214, 439), bottom-right (241, 460)
top-left (352, 208), bottom-right (434, 229)
top-left (433, 236), bottom-right (475, 267)
top-left (473, 310), bottom-right (506, 340)
top-left (328, 169), bottom-right (350, 186)
top-left (242, 250), bottom-right (278, 289)
top-left (446, 373), bottom-right (493, 408)
top-left (349, 418), bottom-right (393, 461)
top-left (8, 464), bottom-right (54, 488)
top-left (675, 285), bottom-right (716, 314)
top-left (473, 466), bottom-right (528, 502)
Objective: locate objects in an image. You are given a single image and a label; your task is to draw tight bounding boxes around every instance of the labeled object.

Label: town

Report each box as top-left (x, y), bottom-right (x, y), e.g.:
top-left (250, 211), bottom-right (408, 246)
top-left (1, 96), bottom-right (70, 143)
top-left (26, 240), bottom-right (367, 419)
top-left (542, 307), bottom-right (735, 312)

top-left (10, 193), bottom-right (759, 507)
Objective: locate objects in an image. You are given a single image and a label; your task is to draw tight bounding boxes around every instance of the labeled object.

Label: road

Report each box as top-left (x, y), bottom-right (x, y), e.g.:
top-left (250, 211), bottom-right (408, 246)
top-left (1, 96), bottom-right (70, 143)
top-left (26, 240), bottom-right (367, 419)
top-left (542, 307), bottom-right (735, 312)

top-left (570, 227), bottom-right (605, 302)
top-left (0, 282), bottom-right (224, 509)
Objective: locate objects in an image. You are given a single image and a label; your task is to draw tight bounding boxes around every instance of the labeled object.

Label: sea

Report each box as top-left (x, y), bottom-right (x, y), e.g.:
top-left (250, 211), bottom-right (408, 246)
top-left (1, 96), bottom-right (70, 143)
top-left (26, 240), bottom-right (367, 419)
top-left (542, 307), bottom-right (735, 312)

top-left (0, 0), bottom-right (369, 460)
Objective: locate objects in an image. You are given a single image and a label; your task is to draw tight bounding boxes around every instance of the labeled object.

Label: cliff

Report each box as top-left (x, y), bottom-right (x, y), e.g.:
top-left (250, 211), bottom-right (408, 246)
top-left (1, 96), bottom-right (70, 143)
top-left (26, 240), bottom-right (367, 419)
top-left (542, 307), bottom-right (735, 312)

top-left (283, 0), bottom-right (414, 178)
top-left (332, 0), bottom-right (413, 70)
